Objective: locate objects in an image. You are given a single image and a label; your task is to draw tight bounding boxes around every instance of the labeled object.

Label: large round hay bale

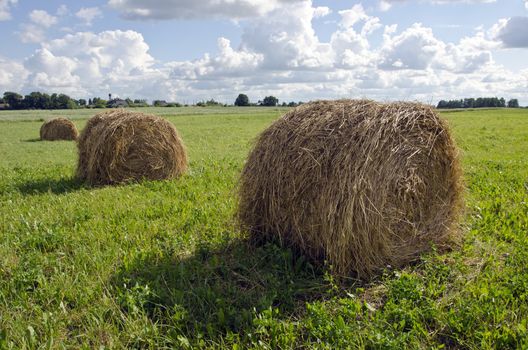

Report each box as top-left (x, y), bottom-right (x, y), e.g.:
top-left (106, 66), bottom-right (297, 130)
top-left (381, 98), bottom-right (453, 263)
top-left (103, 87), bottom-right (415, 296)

top-left (40, 117), bottom-right (79, 141)
top-left (238, 99), bottom-right (463, 277)
top-left (76, 110), bottom-right (187, 186)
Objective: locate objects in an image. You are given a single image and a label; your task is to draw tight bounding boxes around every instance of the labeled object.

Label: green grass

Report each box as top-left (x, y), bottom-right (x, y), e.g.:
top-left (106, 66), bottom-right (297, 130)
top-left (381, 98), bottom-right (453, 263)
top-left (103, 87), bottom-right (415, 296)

top-left (1, 107), bottom-right (527, 349)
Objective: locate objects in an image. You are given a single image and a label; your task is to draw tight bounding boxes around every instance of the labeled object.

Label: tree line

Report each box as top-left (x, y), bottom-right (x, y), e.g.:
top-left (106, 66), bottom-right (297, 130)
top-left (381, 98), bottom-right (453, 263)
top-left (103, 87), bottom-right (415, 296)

top-left (0, 91), bottom-right (300, 110)
top-left (234, 94), bottom-right (302, 107)
top-left (437, 97), bottom-right (520, 109)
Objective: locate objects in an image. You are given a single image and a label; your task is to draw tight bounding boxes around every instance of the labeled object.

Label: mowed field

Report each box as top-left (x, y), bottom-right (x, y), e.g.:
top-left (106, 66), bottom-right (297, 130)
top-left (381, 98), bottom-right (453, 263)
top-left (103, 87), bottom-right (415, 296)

top-left (0, 107), bottom-right (527, 349)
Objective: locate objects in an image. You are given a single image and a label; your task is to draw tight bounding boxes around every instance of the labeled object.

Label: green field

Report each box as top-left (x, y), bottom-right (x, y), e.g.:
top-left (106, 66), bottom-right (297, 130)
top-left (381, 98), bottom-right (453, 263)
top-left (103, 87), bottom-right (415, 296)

top-left (1, 107), bottom-right (527, 349)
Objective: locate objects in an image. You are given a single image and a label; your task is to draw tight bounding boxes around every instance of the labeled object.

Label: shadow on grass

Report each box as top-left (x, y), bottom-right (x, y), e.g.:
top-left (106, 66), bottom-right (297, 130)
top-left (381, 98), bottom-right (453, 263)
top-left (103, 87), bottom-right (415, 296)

top-left (22, 138), bottom-right (42, 142)
top-left (111, 239), bottom-right (357, 345)
top-left (17, 176), bottom-right (85, 195)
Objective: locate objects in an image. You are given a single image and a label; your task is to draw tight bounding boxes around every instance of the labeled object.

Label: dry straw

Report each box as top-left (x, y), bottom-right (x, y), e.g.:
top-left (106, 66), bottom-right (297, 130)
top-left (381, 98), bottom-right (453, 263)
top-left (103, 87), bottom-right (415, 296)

top-left (238, 99), bottom-right (463, 278)
top-left (76, 110), bottom-right (187, 186)
top-left (40, 117), bottom-right (79, 141)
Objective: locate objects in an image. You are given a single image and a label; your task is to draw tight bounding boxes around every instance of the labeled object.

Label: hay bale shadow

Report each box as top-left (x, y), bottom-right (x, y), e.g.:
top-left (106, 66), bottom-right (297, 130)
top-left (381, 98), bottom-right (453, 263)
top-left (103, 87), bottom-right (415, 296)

top-left (110, 239), bottom-right (358, 344)
top-left (22, 138), bottom-right (43, 142)
top-left (17, 176), bottom-right (85, 195)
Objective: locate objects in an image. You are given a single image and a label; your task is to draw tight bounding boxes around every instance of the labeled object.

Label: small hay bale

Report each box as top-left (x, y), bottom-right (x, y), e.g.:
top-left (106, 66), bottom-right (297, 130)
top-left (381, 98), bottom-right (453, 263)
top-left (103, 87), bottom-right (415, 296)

top-left (40, 117), bottom-right (79, 141)
top-left (238, 99), bottom-right (463, 278)
top-left (76, 110), bottom-right (187, 186)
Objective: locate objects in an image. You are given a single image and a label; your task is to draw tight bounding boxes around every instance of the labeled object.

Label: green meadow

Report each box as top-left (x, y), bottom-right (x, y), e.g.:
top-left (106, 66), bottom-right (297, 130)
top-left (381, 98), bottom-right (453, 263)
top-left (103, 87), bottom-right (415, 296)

top-left (0, 107), bottom-right (527, 349)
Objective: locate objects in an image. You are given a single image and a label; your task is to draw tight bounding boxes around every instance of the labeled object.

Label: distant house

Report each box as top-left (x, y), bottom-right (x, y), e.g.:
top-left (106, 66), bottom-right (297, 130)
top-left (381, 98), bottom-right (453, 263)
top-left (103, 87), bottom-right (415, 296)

top-left (108, 98), bottom-right (128, 108)
top-left (0, 103), bottom-right (7, 110)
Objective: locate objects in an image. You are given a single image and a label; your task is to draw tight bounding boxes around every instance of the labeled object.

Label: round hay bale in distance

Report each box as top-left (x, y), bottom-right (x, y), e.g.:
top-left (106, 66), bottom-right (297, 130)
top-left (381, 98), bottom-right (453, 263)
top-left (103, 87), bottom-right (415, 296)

top-left (40, 117), bottom-right (79, 141)
top-left (77, 110), bottom-right (187, 186)
top-left (238, 99), bottom-right (463, 278)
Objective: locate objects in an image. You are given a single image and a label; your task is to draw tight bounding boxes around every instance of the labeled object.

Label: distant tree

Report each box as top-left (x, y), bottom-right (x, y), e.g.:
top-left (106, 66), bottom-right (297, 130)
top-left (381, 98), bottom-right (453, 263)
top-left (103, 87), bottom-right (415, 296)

top-left (88, 98), bottom-right (93, 105)
top-left (92, 97), bottom-right (107, 108)
top-left (78, 99), bottom-right (87, 106)
top-left (507, 99), bottom-right (519, 108)
top-left (261, 96), bottom-right (279, 107)
top-left (234, 94), bottom-right (250, 106)
top-left (201, 99), bottom-right (222, 106)
top-left (153, 100), bottom-right (168, 107)
top-left (3, 92), bottom-right (24, 109)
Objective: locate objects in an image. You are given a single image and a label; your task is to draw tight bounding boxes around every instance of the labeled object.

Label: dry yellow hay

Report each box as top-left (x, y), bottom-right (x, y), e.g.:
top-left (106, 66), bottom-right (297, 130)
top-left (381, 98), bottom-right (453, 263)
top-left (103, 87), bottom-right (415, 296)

top-left (238, 99), bottom-right (463, 278)
top-left (40, 117), bottom-right (78, 141)
top-left (76, 110), bottom-right (187, 186)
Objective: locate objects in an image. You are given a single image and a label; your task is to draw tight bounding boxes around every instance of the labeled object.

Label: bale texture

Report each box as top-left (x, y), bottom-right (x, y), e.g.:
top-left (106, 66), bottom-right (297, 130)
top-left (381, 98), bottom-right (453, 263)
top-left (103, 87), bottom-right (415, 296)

top-left (76, 110), bottom-right (187, 186)
top-left (238, 99), bottom-right (463, 277)
top-left (40, 117), bottom-right (79, 141)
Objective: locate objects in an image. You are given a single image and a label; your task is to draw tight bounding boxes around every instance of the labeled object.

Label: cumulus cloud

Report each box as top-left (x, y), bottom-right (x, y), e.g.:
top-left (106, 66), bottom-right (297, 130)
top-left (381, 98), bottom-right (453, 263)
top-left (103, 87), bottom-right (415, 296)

top-left (22, 30), bottom-right (159, 97)
top-left (0, 0), bottom-right (17, 21)
top-left (29, 9), bottom-right (57, 27)
top-left (75, 7), bottom-right (102, 26)
top-left (170, 38), bottom-right (262, 80)
top-left (490, 17), bottom-right (528, 48)
top-left (313, 6), bottom-right (331, 18)
top-left (18, 24), bottom-right (46, 43)
top-left (0, 56), bottom-right (28, 91)
top-left (331, 4), bottom-right (380, 68)
top-left (108, 0), bottom-right (306, 20)
top-left (379, 24), bottom-right (444, 70)
top-left (240, 1), bottom-right (333, 70)
top-left (18, 9), bottom-right (58, 43)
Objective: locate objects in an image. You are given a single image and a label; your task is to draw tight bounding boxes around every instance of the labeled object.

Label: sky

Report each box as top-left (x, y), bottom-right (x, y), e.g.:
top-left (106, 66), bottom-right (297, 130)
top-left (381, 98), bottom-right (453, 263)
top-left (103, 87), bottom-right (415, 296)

top-left (0, 0), bottom-right (527, 105)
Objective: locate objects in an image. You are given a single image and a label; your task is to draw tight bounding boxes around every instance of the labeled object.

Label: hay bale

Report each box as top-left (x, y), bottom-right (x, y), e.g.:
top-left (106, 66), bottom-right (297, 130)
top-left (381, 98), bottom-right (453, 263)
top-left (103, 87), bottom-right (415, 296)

top-left (40, 117), bottom-right (79, 141)
top-left (76, 110), bottom-right (123, 181)
top-left (238, 99), bottom-right (463, 278)
top-left (76, 110), bottom-right (187, 186)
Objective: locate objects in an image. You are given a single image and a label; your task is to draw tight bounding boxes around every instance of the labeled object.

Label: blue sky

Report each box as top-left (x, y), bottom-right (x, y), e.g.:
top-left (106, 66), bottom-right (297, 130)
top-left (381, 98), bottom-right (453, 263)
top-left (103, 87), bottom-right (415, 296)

top-left (1, 0), bottom-right (527, 104)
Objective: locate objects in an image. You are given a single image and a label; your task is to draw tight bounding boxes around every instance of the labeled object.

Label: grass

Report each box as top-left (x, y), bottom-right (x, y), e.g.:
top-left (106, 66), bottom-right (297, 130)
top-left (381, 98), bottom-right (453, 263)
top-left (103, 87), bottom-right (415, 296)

top-left (1, 107), bottom-right (527, 349)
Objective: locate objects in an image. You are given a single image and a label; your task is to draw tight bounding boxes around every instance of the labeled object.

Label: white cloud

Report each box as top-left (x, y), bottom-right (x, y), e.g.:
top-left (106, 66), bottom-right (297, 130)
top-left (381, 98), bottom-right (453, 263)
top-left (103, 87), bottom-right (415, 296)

top-left (0, 56), bottom-right (28, 91)
top-left (379, 23), bottom-right (444, 70)
top-left (108, 0), bottom-right (306, 20)
top-left (313, 6), bottom-right (331, 18)
top-left (240, 1), bottom-right (333, 70)
top-left (18, 23), bottom-right (46, 43)
top-left (490, 17), bottom-right (528, 48)
top-left (0, 0), bottom-right (17, 21)
top-left (18, 10), bottom-right (58, 43)
top-left (75, 7), bottom-right (102, 26)
top-left (29, 10), bottom-right (57, 27)
top-left (331, 5), bottom-right (380, 68)
top-left (20, 30), bottom-right (160, 98)
top-left (182, 37), bottom-right (262, 78)
top-left (24, 49), bottom-right (81, 92)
